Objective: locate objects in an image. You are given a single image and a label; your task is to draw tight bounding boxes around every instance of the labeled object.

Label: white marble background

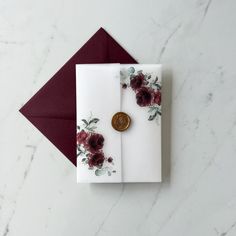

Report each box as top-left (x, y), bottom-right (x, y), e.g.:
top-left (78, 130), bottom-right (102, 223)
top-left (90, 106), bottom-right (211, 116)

top-left (1, 0), bottom-right (236, 235)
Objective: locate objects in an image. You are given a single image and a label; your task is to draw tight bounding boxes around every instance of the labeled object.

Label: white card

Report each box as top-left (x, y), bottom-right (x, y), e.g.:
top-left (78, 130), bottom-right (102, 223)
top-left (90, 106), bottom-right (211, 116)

top-left (76, 64), bottom-right (162, 182)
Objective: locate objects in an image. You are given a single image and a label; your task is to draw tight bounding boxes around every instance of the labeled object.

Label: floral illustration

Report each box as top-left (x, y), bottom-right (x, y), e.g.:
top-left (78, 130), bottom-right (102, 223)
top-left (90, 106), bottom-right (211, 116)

top-left (77, 114), bottom-right (116, 176)
top-left (121, 67), bottom-right (161, 122)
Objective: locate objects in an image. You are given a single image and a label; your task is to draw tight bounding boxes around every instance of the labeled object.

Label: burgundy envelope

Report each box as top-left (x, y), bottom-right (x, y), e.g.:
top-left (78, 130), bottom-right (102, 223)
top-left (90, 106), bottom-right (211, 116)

top-left (20, 28), bottom-right (137, 166)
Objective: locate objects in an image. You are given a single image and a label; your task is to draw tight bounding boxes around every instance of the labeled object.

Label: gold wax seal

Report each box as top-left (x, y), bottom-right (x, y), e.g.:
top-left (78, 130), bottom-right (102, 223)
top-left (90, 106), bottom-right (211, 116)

top-left (112, 112), bottom-right (131, 132)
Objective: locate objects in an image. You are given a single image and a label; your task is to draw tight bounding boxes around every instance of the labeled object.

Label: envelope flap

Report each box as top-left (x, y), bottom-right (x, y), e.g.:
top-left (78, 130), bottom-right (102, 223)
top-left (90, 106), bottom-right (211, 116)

top-left (20, 28), bottom-right (137, 166)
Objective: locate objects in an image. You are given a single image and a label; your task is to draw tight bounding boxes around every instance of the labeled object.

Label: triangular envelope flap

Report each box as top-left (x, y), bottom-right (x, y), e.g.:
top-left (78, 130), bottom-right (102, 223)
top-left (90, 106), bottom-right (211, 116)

top-left (22, 116), bottom-right (75, 160)
top-left (20, 28), bottom-right (137, 166)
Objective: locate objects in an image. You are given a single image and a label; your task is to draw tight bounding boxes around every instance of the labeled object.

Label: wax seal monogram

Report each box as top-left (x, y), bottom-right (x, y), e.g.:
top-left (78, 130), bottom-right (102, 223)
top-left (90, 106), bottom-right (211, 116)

top-left (112, 112), bottom-right (131, 132)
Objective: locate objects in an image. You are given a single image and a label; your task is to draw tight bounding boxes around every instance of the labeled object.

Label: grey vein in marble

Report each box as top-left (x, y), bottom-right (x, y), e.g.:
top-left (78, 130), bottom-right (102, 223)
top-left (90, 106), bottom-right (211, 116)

top-left (94, 185), bottom-right (125, 236)
top-left (157, 23), bottom-right (182, 62)
top-left (201, 0), bottom-right (213, 22)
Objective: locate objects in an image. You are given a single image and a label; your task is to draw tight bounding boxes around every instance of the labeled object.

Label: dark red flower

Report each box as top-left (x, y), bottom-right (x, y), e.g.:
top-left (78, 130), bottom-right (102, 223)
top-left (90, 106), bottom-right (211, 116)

top-left (130, 74), bottom-right (144, 90)
top-left (153, 90), bottom-right (161, 105)
top-left (107, 157), bottom-right (113, 163)
top-left (88, 152), bottom-right (105, 167)
top-left (86, 133), bottom-right (104, 153)
top-left (136, 87), bottom-right (153, 107)
top-left (77, 130), bottom-right (88, 144)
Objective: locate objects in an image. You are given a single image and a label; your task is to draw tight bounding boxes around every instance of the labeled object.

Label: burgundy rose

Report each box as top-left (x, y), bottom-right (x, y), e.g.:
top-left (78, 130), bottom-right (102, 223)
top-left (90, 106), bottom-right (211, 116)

top-left (86, 133), bottom-right (104, 153)
top-left (130, 74), bottom-right (144, 90)
top-left (88, 152), bottom-right (105, 167)
top-left (77, 130), bottom-right (88, 144)
top-left (153, 90), bottom-right (161, 105)
top-left (136, 87), bottom-right (153, 107)
top-left (107, 157), bottom-right (113, 163)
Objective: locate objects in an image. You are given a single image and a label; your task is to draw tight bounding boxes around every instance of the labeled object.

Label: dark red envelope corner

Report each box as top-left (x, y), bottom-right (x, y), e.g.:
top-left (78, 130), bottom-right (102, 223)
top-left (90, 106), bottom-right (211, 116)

top-left (20, 27), bottom-right (137, 166)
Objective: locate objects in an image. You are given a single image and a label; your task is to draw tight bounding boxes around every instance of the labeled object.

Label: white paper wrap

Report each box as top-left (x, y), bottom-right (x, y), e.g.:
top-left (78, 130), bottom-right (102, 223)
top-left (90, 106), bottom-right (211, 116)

top-left (76, 64), bottom-right (162, 182)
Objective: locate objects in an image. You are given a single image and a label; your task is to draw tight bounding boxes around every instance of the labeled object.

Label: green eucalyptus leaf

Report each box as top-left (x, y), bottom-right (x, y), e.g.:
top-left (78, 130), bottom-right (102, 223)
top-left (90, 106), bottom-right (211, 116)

top-left (157, 110), bottom-right (162, 116)
top-left (108, 171), bottom-right (111, 176)
top-left (82, 158), bottom-right (86, 162)
top-left (95, 168), bottom-right (106, 176)
top-left (82, 119), bottom-right (89, 126)
top-left (148, 114), bottom-right (155, 121)
top-left (77, 151), bottom-right (82, 157)
top-left (155, 84), bottom-right (161, 90)
top-left (148, 106), bottom-right (157, 113)
top-left (89, 118), bottom-right (99, 124)
top-left (148, 108), bottom-right (162, 121)
top-left (128, 67), bottom-right (135, 74)
top-left (148, 110), bottom-right (158, 121)
top-left (86, 127), bottom-right (96, 132)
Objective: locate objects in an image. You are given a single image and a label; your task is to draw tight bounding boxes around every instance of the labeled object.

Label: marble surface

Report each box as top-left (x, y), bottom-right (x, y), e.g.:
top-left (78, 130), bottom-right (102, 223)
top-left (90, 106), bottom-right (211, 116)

top-left (1, 0), bottom-right (236, 235)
